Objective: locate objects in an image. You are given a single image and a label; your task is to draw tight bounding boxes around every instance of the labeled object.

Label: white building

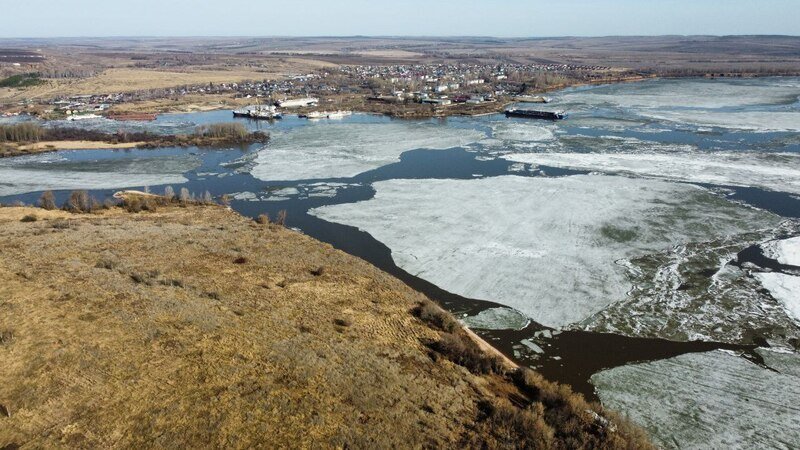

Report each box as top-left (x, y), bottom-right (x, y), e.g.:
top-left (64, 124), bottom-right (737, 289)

top-left (277, 98), bottom-right (319, 108)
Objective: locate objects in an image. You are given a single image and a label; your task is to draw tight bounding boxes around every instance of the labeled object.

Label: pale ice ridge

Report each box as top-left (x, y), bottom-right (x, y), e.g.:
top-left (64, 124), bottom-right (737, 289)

top-left (310, 175), bottom-right (771, 328)
top-left (249, 121), bottom-right (486, 181)
top-left (756, 273), bottom-right (800, 323)
top-left (503, 151), bottom-right (800, 194)
top-left (0, 153), bottom-right (200, 196)
top-left (762, 236), bottom-right (800, 267)
top-left (592, 350), bottom-right (800, 450)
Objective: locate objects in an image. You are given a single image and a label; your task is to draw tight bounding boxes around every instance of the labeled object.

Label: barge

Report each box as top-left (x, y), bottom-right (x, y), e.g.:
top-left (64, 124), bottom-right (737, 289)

top-left (233, 105), bottom-right (282, 120)
top-left (505, 109), bottom-right (565, 120)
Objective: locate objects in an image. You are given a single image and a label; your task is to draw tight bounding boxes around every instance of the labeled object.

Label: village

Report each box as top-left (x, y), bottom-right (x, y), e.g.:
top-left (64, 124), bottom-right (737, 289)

top-left (3, 61), bottom-right (623, 119)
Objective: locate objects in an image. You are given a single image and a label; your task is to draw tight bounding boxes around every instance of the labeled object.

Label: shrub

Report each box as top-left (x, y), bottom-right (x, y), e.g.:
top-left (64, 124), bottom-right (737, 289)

top-left (429, 332), bottom-right (505, 375)
top-left (0, 123), bottom-right (45, 143)
top-left (39, 191), bottom-right (56, 210)
top-left (124, 197), bottom-right (143, 213)
top-left (412, 299), bottom-right (459, 333)
top-left (179, 187), bottom-right (191, 203)
top-left (164, 186), bottom-right (175, 202)
top-left (195, 123), bottom-right (248, 140)
top-left (276, 210), bottom-right (287, 226)
top-left (233, 256), bottom-right (248, 265)
top-left (334, 317), bottom-right (353, 327)
top-left (466, 399), bottom-right (555, 449)
top-left (256, 213), bottom-right (270, 225)
top-left (20, 214), bottom-right (38, 222)
top-left (50, 219), bottom-right (71, 229)
top-left (63, 190), bottom-right (93, 213)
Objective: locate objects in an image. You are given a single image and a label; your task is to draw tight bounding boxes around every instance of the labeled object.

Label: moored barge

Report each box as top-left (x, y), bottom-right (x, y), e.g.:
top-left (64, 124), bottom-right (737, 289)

top-left (505, 109), bottom-right (565, 120)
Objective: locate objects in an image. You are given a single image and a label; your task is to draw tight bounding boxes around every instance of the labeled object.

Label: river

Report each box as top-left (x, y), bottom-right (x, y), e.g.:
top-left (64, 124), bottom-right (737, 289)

top-left (2, 77), bottom-right (800, 448)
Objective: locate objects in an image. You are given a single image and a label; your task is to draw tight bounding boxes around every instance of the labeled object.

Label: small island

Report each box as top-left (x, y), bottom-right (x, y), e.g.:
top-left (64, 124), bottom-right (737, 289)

top-left (0, 122), bottom-right (268, 158)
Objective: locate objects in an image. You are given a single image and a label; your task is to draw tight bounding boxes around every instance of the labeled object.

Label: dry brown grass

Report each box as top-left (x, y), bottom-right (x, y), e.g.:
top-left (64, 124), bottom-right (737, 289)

top-left (0, 205), bottom-right (653, 449)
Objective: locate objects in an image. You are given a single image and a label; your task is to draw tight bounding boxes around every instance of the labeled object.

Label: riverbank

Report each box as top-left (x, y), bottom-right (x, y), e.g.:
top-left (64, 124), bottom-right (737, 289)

top-left (0, 201), bottom-right (651, 448)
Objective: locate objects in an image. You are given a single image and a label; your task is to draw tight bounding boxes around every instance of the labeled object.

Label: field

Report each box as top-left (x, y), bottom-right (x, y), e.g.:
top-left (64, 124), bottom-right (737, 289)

top-left (1, 35), bottom-right (798, 108)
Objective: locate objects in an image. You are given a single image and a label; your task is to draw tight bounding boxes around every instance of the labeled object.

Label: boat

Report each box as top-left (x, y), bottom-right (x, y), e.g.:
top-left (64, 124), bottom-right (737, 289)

top-left (513, 95), bottom-right (551, 104)
top-left (232, 104), bottom-right (282, 120)
top-left (304, 111), bottom-right (329, 120)
top-left (301, 110), bottom-right (352, 120)
top-left (66, 113), bottom-right (102, 121)
top-left (504, 109), bottom-right (565, 120)
top-left (326, 110), bottom-right (352, 119)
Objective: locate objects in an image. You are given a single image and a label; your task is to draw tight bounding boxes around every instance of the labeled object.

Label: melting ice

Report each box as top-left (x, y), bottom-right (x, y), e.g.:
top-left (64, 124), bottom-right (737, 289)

top-left (311, 174), bottom-right (775, 328)
top-left (249, 121), bottom-right (486, 181)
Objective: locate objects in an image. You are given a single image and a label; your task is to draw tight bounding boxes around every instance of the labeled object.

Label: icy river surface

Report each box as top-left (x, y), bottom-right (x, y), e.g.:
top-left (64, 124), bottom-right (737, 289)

top-left (2, 77), bottom-right (800, 448)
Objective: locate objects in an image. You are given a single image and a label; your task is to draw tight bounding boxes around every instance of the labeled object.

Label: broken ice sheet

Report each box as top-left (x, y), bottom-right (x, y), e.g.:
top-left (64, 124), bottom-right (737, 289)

top-left (311, 174), bottom-right (776, 328)
top-left (591, 350), bottom-right (800, 449)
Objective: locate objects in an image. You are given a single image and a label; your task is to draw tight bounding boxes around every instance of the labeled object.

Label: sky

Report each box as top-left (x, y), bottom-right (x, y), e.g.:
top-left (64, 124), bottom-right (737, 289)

top-left (1, 0), bottom-right (798, 38)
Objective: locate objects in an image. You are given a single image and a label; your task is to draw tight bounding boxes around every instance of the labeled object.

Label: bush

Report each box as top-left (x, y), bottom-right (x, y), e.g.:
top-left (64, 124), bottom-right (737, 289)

top-left (195, 123), bottom-right (248, 140)
top-left (63, 190), bottom-right (96, 213)
top-left (276, 210), bottom-right (287, 226)
top-left (179, 187), bottom-right (191, 203)
top-left (39, 191), bottom-right (56, 210)
top-left (0, 123), bottom-right (45, 143)
top-left (256, 213), bottom-right (270, 225)
top-left (412, 299), bottom-right (459, 333)
top-left (429, 332), bottom-right (505, 375)
top-left (20, 214), bottom-right (38, 222)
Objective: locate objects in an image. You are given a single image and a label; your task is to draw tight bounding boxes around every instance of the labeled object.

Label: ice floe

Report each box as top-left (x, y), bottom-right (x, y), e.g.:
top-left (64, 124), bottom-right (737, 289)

top-left (553, 78), bottom-right (800, 132)
top-left (581, 229), bottom-right (800, 346)
top-left (311, 175), bottom-right (774, 328)
top-left (249, 121), bottom-right (485, 181)
top-left (591, 350), bottom-right (800, 449)
top-left (761, 236), bottom-right (800, 267)
top-left (489, 120), bottom-right (557, 142)
top-left (461, 307), bottom-right (530, 331)
top-left (503, 151), bottom-right (800, 194)
top-left (755, 272), bottom-right (800, 323)
top-left (556, 78), bottom-right (800, 111)
top-left (0, 152), bottom-right (200, 197)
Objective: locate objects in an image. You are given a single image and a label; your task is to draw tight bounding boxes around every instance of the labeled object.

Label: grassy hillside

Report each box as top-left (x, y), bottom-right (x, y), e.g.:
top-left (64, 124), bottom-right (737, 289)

top-left (0, 202), bottom-right (651, 448)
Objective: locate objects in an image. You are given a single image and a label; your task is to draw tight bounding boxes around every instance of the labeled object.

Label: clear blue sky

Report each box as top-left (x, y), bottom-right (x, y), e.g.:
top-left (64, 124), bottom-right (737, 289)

top-left (2, 0), bottom-right (798, 38)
